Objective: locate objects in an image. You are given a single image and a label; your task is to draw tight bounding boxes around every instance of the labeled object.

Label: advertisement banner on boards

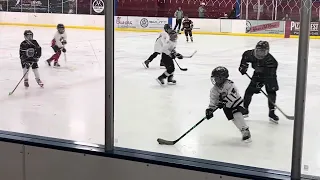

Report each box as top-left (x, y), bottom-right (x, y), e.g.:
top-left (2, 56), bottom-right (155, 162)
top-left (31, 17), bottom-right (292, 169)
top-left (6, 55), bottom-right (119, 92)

top-left (114, 16), bottom-right (137, 28)
top-left (246, 20), bottom-right (285, 34)
top-left (137, 17), bottom-right (168, 29)
top-left (290, 21), bottom-right (320, 35)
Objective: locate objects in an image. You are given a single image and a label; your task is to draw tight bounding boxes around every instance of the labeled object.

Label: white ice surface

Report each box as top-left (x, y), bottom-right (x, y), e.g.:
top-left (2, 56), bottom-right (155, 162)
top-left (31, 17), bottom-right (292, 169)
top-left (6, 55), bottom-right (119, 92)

top-left (0, 26), bottom-right (320, 176)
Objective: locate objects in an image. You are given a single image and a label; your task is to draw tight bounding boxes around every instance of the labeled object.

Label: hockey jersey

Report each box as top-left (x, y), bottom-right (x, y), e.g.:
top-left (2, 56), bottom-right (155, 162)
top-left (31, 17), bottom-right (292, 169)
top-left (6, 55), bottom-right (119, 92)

top-left (154, 31), bottom-right (169, 53)
top-left (209, 80), bottom-right (243, 109)
top-left (51, 31), bottom-right (67, 48)
top-left (161, 40), bottom-right (177, 57)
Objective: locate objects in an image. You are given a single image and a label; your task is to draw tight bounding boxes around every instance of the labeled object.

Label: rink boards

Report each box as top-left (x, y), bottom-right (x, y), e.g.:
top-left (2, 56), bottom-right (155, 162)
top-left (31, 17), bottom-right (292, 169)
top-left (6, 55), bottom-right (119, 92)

top-left (1, 12), bottom-right (319, 39)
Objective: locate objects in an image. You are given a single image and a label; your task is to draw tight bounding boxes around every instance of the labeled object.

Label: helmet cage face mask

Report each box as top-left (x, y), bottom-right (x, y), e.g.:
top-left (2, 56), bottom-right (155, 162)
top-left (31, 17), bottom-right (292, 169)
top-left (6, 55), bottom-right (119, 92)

top-left (254, 48), bottom-right (268, 59)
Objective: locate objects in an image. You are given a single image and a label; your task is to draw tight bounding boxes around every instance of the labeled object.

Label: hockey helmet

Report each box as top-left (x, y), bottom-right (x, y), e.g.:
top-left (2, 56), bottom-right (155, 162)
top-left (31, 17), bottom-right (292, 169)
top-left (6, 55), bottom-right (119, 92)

top-left (211, 66), bottom-right (229, 86)
top-left (168, 30), bottom-right (178, 41)
top-left (57, 23), bottom-right (65, 34)
top-left (164, 24), bottom-right (171, 32)
top-left (254, 41), bottom-right (269, 59)
top-left (24, 30), bottom-right (33, 40)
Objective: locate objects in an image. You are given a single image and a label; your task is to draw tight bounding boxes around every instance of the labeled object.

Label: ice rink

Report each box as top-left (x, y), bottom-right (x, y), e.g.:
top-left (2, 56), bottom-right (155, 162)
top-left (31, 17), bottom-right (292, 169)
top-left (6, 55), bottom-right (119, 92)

top-left (0, 26), bottom-right (319, 176)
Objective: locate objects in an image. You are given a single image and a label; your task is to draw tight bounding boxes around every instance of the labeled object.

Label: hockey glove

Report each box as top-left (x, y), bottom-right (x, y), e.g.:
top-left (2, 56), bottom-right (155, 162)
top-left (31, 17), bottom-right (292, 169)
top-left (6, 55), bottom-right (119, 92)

top-left (62, 40), bottom-right (67, 45)
top-left (205, 108), bottom-right (214, 120)
top-left (176, 53), bottom-right (183, 59)
top-left (61, 48), bottom-right (66, 53)
top-left (238, 64), bottom-right (248, 75)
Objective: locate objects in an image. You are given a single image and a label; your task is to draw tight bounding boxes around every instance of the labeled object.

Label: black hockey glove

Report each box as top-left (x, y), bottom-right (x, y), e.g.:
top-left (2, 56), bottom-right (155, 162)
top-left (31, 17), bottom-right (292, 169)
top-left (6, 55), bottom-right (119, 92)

top-left (239, 64), bottom-right (248, 75)
top-left (61, 48), bottom-right (66, 53)
top-left (62, 40), bottom-right (67, 45)
top-left (176, 53), bottom-right (183, 59)
top-left (205, 108), bottom-right (214, 120)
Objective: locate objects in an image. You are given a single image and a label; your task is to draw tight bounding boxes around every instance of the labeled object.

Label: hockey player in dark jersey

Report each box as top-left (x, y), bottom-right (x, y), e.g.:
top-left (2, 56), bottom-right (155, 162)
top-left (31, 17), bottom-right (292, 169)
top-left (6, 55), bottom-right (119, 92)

top-left (156, 30), bottom-right (183, 85)
top-left (181, 15), bottom-right (193, 42)
top-left (20, 30), bottom-right (43, 88)
top-left (238, 41), bottom-right (279, 123)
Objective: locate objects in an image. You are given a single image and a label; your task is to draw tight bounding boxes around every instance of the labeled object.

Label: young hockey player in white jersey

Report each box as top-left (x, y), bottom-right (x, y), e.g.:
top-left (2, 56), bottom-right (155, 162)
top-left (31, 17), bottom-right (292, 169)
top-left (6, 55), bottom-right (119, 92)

top-left (156, 30), bottom-right (183, 85)
top-left (20, 30), bottom-right (43, 88)
top-left (205, 66), bottom-right (251, 142)
top-left (143, 24), bottom-right (171, 69)
top-left (46, 24), bottom-right (67, 67)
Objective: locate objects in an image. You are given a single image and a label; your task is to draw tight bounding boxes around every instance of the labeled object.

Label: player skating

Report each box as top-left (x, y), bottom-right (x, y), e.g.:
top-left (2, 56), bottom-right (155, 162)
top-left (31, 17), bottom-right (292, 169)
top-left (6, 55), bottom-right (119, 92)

top-left (143, 24), bottom-right (171, 69)
top-left (156, 30), bottom-right (183, 85)
top-left (205, 66), bottom-right (251, 142)
top-left (181, 15), bottom-right (193, 42)
top-left (46, 24), bottom-right (67, 67)
top-left (20, 30), bottom-right (43, 88)
top-left (238, 41), bottom-right (279, 123)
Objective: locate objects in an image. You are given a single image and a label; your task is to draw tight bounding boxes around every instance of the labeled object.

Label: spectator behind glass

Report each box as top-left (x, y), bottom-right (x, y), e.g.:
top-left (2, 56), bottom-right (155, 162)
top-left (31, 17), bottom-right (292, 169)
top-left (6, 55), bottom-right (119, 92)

top-left (282, 14), bottom-right (291, 21)
top-left (228, 7), bottom-right (236, 19)
top-left (174, 7), bottom-right (183, 34)
top-left (198, 2), bottom-right (206, 18)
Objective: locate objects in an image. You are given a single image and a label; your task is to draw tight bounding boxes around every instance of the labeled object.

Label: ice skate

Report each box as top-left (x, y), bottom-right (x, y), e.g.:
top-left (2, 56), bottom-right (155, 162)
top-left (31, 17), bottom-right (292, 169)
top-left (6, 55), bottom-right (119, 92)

top-left (24, 79), bottom-right (29, 88)
top-left (167, 75), bottom-right (176, 85)
top-left (36, 78), bottom-right (44, 88)
top-left (54, 62), bottom-right (61, 67)
top-left (142, 60), bottom-right (150, 69)
top-left (269, 109), bottom-right (279, 124)
top-left (242, 108), bottom-right (249, 118)
top-left (46, 59), bottom-right (52, 66)
top-left (156, 74), bottom-right (166, 85)
top-left (191, 37), bottom-right (193, 42)
top-left (241, 127), bottom-right (252, 143)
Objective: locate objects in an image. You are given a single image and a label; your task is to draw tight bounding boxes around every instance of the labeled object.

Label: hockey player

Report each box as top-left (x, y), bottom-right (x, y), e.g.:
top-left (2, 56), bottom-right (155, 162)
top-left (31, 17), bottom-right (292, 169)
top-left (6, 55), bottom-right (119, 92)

top-left (205, 66), bottom-right (251, 142)
top-left (20, 30), bottom-right (43, 88)
top-left (181, 15), bottom-right (193, 42)
top-left (46, 24), bottom-right (67, 67)
top-left (238, 41), bottom-right (279, 123)
top-left (156, 30), bottom-right (183, 85)
top-left (143, 24), bottom-right (171, 69)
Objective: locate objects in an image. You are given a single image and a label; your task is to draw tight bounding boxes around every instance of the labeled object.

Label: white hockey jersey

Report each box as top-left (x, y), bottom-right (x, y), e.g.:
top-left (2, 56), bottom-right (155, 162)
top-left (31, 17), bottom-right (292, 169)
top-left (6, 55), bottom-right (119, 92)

top-left (209, 80), bottom-right (243, 109)
top-left (154, 31), bottom-right (169, 53)
top-left (51, 31), bottom-right (67, 48)
top-left (161, 40), bottom-right (177, 57)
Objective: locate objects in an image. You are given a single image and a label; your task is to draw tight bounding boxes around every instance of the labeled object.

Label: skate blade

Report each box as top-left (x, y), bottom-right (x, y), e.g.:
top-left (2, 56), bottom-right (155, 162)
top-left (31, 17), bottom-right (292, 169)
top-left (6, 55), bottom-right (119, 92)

top-left (243, 138), bottom-right (252, 143)
top-left (142, 62), bottom-right (148, 69)
top-left (269, 118), bottom-right (279, 124)
top-left (243, 114), bottom-right (249, 118)
top-left (167, 82), bottom-right (176, 85)
top-left (156, 78), bottom-right (164, 86)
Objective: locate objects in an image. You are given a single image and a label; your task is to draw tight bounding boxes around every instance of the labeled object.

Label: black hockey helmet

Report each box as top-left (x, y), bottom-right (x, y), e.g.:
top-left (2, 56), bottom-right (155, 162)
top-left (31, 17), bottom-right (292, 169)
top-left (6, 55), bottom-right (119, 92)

top-left (168, 29), bottom-right (178, 42)
top-left (164, 24), bottom-right (171, 32)
top-left (24, 30), bottom-right (33, 40)
top-left (211, 66), bottom-right (229, 86)
top-left (57, 23), bottom-right (65, 34)
top-left (254, 41), bottom-right (269, 59)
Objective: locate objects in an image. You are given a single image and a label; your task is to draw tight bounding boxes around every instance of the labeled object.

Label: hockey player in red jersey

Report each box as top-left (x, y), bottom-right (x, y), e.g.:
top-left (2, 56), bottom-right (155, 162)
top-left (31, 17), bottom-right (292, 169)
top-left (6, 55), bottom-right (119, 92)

top-left (181, 15), bottom-right (194, 42)
top-left (46, 24), bottom-right (67, 67)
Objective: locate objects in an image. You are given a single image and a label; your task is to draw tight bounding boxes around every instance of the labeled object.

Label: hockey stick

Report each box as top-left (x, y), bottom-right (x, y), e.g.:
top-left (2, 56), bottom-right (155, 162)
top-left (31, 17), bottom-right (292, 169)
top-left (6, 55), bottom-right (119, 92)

top-left (173, 59), bottom-right (188, 71)
top-left (183, 50), bottom-right (197, 58)
top-left (9, 63), bottom-right (33, 96)
top-left (245, 73), bottom-right (294, 120)
top-left (157, 108), bottom-right (218, 145)
top-left (157, 117), bottom-right (206, 145)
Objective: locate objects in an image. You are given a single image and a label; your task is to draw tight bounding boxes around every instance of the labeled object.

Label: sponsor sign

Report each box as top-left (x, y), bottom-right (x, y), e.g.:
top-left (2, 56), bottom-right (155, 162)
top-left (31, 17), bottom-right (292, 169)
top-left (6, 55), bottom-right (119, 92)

top-left (138, 17), bottom-right (168, 29)
top-left (114, 16), bottom-right (137, 28)
top-left (246, 20), bottom-right (284, 34)
top-left (92, 0), bottom-right (104, 14)
top-left (290, 21), bottom-right (320, 36)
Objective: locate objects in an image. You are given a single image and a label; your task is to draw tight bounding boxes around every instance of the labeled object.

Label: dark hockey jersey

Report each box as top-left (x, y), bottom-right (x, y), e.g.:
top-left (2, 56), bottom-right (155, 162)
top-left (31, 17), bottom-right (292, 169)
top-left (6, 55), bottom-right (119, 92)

top-left (240, 49), bottom-right (278, 77)
top-left (182, 19), bottom-right (193, 30)
top-left (19, 40), bottom-right (42, 61)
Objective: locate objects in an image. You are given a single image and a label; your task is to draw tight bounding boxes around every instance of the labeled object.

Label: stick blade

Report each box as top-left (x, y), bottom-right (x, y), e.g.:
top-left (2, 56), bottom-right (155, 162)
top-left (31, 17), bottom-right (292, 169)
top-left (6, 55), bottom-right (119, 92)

top-left (157, 138), bottom-right (175, 145)
top-left (180, 68), bottom-right (188, 71)
top-left (287, 116), bottom-right (295, 120)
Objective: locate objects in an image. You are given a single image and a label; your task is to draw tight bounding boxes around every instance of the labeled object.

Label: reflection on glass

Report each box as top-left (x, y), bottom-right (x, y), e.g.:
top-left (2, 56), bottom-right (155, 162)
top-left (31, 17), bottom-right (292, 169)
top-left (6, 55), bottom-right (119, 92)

top-left (77, 0), bottom-right (90, 14)
top-left (8, 0), bottom-right (21, 12)
top-left (34, 0), bottom-right (49, 13)
top-left (49, 0), bottom-right (62, 13)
